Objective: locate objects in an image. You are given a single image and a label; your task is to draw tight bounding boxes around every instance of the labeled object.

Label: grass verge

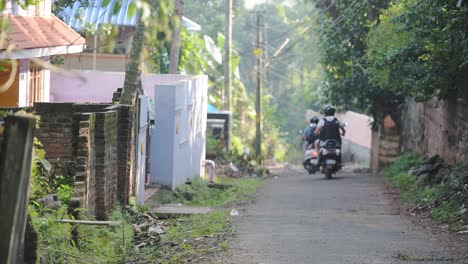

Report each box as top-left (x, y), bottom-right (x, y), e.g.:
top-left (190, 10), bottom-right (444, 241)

top-left (132, 210), bottom-right (232, 264)
top-left (30, 205), bottom-right (134, 263)
top-left (135, 176), bottom-right (265, 263)
top-left (383, 153), bottom-right (467, 231)
top-left (146, 176), bottom-right (264, 208)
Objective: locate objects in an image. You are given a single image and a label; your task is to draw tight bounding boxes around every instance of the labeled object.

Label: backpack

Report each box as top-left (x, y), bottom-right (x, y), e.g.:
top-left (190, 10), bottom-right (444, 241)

top-left (319, 118), bottom-right (340, 141)
top-left (306, 124), bottom-right (317, 143)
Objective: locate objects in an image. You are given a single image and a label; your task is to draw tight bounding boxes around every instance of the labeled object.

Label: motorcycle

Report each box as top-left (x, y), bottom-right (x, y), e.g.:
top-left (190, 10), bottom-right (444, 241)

top-left (303, 144), bottom-right (319, 174)
top-left (318, 139), bottom-right (342, 179)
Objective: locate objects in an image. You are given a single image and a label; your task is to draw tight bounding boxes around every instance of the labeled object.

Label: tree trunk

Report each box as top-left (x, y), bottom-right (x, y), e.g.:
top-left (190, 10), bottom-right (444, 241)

top-left (119, 13), bottom-right (145, 205)
top-left (120, 15), bottom-right (145, 105)
top-left (169, 0), bottom-right (184, 74)
top-left (321, 0), bottom-right (340, 22)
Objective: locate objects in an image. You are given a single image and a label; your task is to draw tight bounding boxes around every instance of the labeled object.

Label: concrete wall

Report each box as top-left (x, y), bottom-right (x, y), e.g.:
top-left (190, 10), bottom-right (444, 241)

top-left (151, 75), bottom-right (208, 190)
top-left (51, 71), bottom-right (209, 190)
top-left (61, 53), bottom-right (128, 72)
top-left (60, 53), bottom-right (155, 73)
top-left (336, 111), bottom-right (373, 149)
top-left (306, 109), bottom-right (372, 164)
top-left (50, 70), bottom-right (193, 103)
top-left (401, 97), bottom-right (467, 164)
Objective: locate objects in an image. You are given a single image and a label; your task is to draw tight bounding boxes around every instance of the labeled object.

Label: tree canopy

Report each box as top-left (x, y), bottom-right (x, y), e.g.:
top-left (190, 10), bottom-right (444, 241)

top-left (310, 0), bottom-right (468, 123)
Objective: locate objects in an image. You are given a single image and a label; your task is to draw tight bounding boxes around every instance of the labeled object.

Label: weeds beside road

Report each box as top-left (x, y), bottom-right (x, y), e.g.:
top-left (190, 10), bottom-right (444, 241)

top-left (383, 153), bottom-right (468, 232)
top-left (131, 176), bottom-right (265, 264)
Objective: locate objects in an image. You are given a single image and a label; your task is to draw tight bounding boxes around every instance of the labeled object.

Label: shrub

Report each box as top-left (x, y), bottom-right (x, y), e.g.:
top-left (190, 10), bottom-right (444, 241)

top-left (392, 172), bottom-right (416, 192)
top-left (383, 152), bottom-right (421, 178)
top-left (57, 184), bottom-right (73, 204)
top-left (432, 201), bottom-right (461, 224)
top-left (30, 206), bottom-right (133, 263)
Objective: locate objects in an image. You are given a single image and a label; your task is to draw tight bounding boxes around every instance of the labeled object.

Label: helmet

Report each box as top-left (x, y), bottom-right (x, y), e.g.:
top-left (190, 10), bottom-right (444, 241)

top-left (323, 105), bottom-right (336, 116)
top-left (310, 116), bottom-right (319, 124)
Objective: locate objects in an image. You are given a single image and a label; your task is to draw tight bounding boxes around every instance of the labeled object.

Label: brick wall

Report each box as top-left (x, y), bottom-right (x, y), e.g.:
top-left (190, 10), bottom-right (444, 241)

top-left (94, 111), bottom-right (118, 219)
top-left (35, 103), bottom-right (75, 166)
top-left (25, 103), bottom-right (132, 219)
top-left (73, 113), bottom-right (96, 215)
top-left (114, 105), bottom-right (132, 202)
top-left (0, 103), bottom-right (132, 219)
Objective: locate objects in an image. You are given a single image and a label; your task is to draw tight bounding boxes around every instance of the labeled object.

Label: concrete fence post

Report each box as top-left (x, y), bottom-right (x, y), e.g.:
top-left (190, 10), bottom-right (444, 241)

top-left (0, 114), bottom-right (36, 264)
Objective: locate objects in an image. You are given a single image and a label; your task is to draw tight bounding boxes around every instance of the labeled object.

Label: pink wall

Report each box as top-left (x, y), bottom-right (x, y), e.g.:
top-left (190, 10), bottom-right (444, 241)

top-left (50, 70), bottom-right (197, 103)
top-left (336, 111), bottom-right (373, 149)
top-left (306, 109), bottom-right (372, 149)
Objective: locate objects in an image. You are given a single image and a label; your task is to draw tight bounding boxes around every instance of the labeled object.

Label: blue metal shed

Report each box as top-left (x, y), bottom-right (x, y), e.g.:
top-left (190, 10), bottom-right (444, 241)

top-left (60, 0), bottom-right (201, 32)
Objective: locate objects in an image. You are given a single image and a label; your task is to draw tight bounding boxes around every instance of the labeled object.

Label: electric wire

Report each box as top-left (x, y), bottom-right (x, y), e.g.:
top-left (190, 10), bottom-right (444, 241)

top-left (274, 0), bottom-right (366, 58)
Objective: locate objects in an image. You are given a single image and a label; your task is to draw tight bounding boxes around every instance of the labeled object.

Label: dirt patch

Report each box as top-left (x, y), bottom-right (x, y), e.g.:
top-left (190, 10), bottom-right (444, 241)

top-left (380, 178), bottom-right (468, 263)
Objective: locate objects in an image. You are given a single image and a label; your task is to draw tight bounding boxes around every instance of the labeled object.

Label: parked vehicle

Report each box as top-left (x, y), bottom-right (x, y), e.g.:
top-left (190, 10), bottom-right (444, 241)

top-left (318, 139), bottom-right (342, 179)
top-left (303, 144), bottom-right (319, 174)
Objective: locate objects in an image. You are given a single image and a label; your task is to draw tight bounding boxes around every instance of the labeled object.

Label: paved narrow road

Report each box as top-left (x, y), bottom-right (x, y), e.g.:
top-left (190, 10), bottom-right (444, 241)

top-left (228, 168), bottom-right (460, 264)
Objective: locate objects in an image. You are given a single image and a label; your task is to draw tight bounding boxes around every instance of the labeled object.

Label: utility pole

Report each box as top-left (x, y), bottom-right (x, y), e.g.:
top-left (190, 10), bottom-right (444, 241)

top-left (254, 14), bottom-right (264, 157)
top-left (224, 0), bottom-right (233, 110)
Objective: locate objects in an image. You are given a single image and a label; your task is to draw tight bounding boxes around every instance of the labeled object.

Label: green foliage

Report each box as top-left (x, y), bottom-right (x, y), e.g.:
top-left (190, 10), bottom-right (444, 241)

top-left (148, 177), bottom-right (263, 208)
top-left (143, 175), bottom-right (260, 263)
top-left (57, 185), bottom-right (73, 204)
top-left (366, 2), bottom-right (413, 95)
top-left (383, 152), bottom-right (421, 177)
top-left (183, 0), bottom-right (225, 40)
top-left (432, 200), bottom-right (462, 224)
top-left (310, 0), bottom-right (394, 119)
top-left (385, 153), bottom-right (467, 229)
top-left (311, 0), bottom-right (468, 123)
top-left (418, 184), bottom-right (450, 204)
top-left (177, 25), bottom-right (290, 161)
top-left (30, 206), bottom-right (134, 264)
top-left (28, 140), bottom-right (135, 263)
top-left (366, 0), bottom-right (468, 101)
top-left (150, 211), bottom-right (231, 264)
top-left (391, 172), bottom-right (416, 192)
top-left (206, 133), bottom-right (224, 156)
top-left (164, 211), bottom-right (230, 242)
top-left (182, 1), bottom-right (327, 160)
top-left (53, 0), bottom-right (89, 20)
top-left (30, 141), bottom-right (74, 203)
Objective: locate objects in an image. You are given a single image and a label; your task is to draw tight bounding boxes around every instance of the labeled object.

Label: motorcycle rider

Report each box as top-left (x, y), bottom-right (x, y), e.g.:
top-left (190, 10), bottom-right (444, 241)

top-left (303, 116), bottom-right (320, 148)
top-left (314, 105), bottom-right (346, 149)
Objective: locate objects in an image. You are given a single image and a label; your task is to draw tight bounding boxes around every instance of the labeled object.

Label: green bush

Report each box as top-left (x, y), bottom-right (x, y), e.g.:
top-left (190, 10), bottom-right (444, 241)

top-left (148, 211), bottom-right (231, 264)
top-left (147, 177), bottom-right (263, 208)
top-left (30, 206), bottom-right (133, 264)
top-left (57, 185), bottom-right (73, 204)
top-left (392, 172), bottom-right (416, 192)
top-left (173, 177), bottom-right (263, 207)
top-left (432, 201), bottom-right (461, 224)
top-left (383, 152), bottom-right (421, 178)
top-left (385, 153), bottom-right (467, 229)
top-left (419, 185), bottom-right (450, 204)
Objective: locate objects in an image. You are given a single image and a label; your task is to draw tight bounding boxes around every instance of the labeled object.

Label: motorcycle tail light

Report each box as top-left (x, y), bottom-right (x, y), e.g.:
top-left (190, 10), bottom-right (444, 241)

top-left (312, 151), bottom-right (318, 157)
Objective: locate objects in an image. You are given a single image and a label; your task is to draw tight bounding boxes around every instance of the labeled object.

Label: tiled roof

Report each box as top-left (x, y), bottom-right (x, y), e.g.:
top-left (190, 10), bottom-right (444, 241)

top-left (1, 15), bottom-right (86, 50)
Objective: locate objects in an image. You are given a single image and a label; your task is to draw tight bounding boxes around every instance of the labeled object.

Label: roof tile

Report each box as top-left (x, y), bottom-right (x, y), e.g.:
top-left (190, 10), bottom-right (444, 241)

top-left (1, 14), bottom-right (86, 50)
